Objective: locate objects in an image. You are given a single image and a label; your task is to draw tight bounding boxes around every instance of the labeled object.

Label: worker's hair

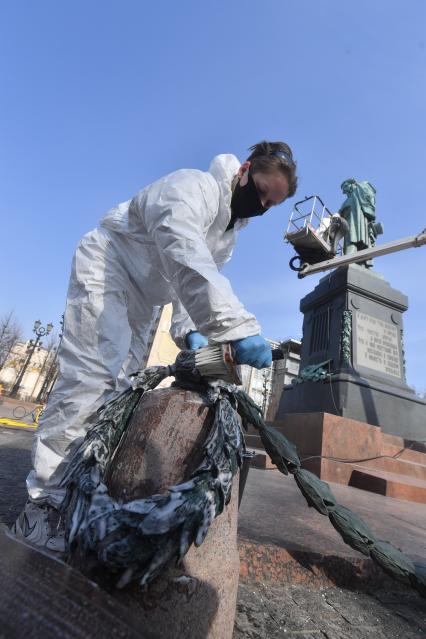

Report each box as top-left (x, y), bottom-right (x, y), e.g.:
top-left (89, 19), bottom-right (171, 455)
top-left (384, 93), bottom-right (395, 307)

top-left (247, 140), bottom-right (298, 197)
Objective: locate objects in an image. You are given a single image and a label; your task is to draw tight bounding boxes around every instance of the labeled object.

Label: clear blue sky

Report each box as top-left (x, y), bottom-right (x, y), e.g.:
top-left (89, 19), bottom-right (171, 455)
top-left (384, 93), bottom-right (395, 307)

top-left (1, 1), bottom-right (425, 392)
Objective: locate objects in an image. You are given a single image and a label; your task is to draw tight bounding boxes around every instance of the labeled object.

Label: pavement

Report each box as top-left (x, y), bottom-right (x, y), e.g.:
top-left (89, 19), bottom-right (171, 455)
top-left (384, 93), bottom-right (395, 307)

top-left (0, 525), bottom-right (157, 639)
top-left (0, 397), bottom-right (39, 429)
top-left (0, 426), bottom-right (33, 526)
top-left (238, 467), bottom-right (426, 589)
top-left (0, 424), bottom-right (425, 638)
top-left (236, 467), bottom-right (426, 638)
top-left (234, 581), bottom-right (426, 638)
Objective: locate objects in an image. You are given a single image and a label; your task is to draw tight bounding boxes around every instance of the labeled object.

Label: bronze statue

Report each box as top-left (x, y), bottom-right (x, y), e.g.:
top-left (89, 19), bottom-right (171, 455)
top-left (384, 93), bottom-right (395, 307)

top-left (338, 179), bottom-right (383, 264)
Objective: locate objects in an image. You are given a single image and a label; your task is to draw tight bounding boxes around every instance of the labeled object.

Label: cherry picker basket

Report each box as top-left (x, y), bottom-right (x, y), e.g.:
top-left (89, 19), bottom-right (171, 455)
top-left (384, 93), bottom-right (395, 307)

top-left (285, 195), bottom-right (343, 271)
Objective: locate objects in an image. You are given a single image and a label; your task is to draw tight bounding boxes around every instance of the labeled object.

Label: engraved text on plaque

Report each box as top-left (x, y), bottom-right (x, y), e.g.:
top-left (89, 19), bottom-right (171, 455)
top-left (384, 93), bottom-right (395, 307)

top-left (355, 312), bottom-right (401, 378)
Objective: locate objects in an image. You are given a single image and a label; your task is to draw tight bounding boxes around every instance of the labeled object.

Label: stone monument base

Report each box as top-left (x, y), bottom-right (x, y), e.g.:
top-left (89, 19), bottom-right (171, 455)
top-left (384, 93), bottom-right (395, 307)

top-left (273, 412), bottom-right (426, 504)
top-left (279, 373), bottom-right (426, 441)
top-left (276, 265), bottom-right (426, 441)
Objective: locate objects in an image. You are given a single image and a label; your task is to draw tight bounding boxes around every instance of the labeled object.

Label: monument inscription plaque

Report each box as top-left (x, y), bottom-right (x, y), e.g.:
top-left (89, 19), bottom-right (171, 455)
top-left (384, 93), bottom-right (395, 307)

top-left (355, 311), bottom-right (401, 378)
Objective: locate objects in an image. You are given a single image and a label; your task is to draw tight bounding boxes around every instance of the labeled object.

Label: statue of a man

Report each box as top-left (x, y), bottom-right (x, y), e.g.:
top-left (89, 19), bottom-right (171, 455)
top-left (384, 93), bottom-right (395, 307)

top-left (338, 179), bottom-right (382, 260)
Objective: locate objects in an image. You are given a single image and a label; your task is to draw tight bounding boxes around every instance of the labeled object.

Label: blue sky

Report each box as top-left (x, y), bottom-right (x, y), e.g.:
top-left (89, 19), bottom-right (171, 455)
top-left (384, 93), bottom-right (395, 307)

top-left (1, 1), bottom-right (425, 392)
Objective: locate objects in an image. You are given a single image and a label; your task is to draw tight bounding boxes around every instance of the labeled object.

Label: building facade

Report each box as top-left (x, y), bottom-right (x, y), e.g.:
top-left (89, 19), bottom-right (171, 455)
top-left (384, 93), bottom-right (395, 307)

top-left (265, 338), bottom-right (301, 420)
top-left (0, 341), bottom-right (55, 401)
top-left (239, 338), bottom-right (301, 420)
top-left (142, 305), bottom-right (180, 388)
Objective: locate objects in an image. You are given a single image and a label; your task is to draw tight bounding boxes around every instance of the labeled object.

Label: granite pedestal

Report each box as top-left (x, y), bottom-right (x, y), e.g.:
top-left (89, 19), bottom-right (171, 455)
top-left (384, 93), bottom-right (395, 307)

top-left (105, 388), bottom-right (240, 639)
top-left (277, 265), bottom-right (426, 441)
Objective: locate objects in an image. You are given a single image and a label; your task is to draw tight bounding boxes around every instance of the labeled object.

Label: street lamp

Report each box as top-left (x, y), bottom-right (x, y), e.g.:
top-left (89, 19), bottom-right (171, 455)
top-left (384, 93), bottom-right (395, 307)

top-left (10, 320), bottom-right (53, 399)
top-left (36, 315), bottom-right (64, 403)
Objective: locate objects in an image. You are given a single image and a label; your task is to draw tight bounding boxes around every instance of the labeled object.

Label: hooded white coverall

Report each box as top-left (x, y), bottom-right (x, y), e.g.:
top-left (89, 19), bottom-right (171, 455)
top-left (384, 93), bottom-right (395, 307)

top-left (27, 154), bottom-right (261, 507)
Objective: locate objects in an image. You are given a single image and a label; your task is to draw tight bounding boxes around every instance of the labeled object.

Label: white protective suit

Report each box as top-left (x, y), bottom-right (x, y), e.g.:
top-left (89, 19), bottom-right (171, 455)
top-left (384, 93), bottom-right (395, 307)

top-left (27, 154), bottom-right (261, 507)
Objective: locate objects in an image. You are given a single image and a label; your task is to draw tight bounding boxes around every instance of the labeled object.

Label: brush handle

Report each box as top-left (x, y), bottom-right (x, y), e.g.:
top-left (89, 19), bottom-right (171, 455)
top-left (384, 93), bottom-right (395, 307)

top-left (229, 346), bottom-right (284, 362)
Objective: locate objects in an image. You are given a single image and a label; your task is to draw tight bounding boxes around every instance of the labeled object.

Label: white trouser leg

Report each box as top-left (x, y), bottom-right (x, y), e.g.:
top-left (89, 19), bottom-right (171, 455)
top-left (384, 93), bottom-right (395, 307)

top-left (26, 228), bottom-right (151, 508)
top-left (116, 296), bottom-right (155, 394)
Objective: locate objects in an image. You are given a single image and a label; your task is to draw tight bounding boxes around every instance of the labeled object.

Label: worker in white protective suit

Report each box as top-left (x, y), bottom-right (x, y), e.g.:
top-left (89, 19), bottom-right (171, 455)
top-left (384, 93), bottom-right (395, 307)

top-left (13, 140), bottom-right (297, 552)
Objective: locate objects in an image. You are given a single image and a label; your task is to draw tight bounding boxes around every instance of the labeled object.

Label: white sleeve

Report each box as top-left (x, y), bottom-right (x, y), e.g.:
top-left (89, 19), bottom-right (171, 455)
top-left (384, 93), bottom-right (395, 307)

top-left (170, 296), bottom-right (196, 349)
top-left (143, 169), bottom-right (261, 343)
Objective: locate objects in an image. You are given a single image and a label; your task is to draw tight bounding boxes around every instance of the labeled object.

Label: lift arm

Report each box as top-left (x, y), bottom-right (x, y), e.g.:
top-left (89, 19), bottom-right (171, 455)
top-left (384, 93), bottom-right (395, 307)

top-left (298, 228), bottom-right (426, 278)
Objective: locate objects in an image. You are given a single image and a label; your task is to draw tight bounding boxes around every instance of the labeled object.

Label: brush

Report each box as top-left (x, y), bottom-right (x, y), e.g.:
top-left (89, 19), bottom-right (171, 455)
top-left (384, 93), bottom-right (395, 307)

top-left (192, 343), bottom-right (284, 384)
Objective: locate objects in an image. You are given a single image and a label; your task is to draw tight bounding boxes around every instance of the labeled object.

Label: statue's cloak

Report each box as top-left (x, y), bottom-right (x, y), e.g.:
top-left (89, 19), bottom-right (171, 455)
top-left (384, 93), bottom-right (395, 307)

top-left (339, 180), bottom-right (376, 249)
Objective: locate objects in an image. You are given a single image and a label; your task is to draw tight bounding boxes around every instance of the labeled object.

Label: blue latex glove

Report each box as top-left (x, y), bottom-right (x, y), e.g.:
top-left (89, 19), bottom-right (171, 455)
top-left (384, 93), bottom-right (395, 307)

top-left (186, 330), bottom-right (209, 350)
top-left (232, 335), bottom-right (272, 369)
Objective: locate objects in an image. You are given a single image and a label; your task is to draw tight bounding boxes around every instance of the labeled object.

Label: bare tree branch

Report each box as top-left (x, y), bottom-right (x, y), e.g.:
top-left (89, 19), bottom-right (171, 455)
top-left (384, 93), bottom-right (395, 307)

top-left (0, 311), bottom-right (23, 369)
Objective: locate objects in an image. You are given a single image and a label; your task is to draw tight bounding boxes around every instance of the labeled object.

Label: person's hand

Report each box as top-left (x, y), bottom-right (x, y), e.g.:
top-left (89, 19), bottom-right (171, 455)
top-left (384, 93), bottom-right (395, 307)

top-left (231, 335), bottom-right (272, 369)
top-left (186, 331), bottom-right (208, 350)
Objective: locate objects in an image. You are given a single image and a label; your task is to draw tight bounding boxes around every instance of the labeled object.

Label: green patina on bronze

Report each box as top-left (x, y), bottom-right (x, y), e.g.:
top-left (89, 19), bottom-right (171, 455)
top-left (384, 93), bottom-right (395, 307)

top-left (341, 310), bottom-right (352, 366)
top-left (292, 360), bottom-right (332, 384)
top-left (339, 179), bottom-right (383, 265)
top-left (400, 328), bottom-right (407, 381)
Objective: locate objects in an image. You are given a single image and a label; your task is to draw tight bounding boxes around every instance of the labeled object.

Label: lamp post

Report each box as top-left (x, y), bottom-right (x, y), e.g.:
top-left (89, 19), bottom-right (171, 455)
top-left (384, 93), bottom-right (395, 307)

top-left (10, 320), bottom-right (53, 399)
top-left (36, 315), bottom-right (63, 403)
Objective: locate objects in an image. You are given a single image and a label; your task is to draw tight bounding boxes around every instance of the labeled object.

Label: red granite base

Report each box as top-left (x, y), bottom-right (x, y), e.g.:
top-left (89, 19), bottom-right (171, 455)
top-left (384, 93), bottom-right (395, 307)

top-left (252, 412), bottom-right (426, 504)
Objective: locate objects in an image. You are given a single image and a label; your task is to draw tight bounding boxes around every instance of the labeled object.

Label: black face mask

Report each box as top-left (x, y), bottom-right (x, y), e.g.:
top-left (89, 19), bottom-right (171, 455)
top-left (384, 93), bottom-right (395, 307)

top-left (227, 171), bottom-right (269, 230)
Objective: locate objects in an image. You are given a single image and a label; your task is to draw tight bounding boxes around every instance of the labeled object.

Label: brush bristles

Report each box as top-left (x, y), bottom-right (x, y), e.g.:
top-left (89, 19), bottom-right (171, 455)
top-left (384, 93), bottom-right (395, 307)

top-left (193, 345), bottom-right (241, 384)
top-left (194, 348), bottom-right (224, 364)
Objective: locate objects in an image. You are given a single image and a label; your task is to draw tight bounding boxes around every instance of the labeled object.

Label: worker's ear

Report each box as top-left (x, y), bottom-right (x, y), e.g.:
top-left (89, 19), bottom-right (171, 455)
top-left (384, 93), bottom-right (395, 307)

top-left (237, 161), bottom-right (251, 186)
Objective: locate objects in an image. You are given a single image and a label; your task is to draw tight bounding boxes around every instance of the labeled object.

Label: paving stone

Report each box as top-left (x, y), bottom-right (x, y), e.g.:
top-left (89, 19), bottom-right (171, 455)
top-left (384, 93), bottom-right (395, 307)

top-left (0, 428), bottom-right (32, 525)
top-left (0, 527), bottom-right (157, 639)
top-left (233, 582), bottom-right (425, 638)
top-left (323, 589), bottom-right (382, 625)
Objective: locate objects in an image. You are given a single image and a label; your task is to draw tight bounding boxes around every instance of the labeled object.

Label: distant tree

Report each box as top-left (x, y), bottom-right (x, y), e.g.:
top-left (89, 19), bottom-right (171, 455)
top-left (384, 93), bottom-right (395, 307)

top-left (0, 311), bottom-right (23, 369)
